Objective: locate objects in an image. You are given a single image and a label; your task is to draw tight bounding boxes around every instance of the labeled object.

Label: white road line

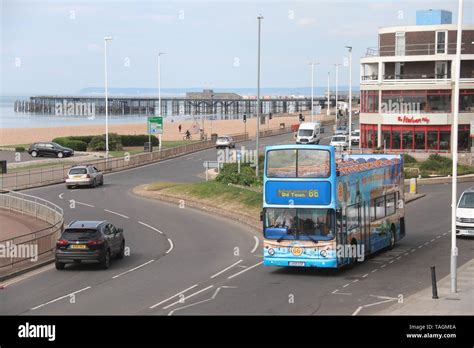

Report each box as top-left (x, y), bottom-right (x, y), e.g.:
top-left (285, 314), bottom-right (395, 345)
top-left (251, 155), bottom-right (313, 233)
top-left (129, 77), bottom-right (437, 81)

top-left (332, 289), bottom-right (339, 294)
top-left (112, 259), bottom-right (155, 279)
top-left (443, 232), bottom-right (448, 236)
top-left (380, 264), bottom-right (386, 268)
top-left (333, 292), bottom-right (352, 296)
top-left (362, 273), bottom-right (369, 278)
top-left (210, 260), bottom-right (243, 279)
top-left (436, 235), bottom-right (442, 239)
top-left (138, 221), bottom-right (163, 234)
top-left (30, 286), bottom-right (91, 311)
top-left (352, 298), bottom-right (397, 316)
top-left (342, 283), bottom-right (350, 288)
top-left (351, 279), bottom-right (359, 284)
top-left (104, 209), bottom-right (129, 219)
top-left (75, 201), bottom-right (95, 208)
top-left (430, 239), bottom-right (435, 242)
top-left (371, 269), bottom-right (378, 273)
top-left (163, 285), bottom-right (214, 310)
top-left (418, 245), bottom-right (423, 249)
top-left (227, 261), bottom-right (263, 279)
top-left (411, 249), bottom-right (417, 252)
top-left (149, 284), bottom-right (199, 309)
top-left (58, 193), bottom-right (64, 199)
top-left (251, 236), bottom-right (259, 253)
top-left (424, 242), bottom-right (430, 246)
top-left (389, 260), bottom-right (394, 264)
top-left (166, 239), bottom-right (174, 254)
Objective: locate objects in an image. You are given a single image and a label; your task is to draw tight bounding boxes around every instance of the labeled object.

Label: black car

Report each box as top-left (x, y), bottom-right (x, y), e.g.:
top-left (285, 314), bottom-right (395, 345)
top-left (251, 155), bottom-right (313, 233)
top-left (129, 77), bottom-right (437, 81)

top-left (55, 220), bottom-right (125, 270)
top-left (27, 142), bottom-right (74, 158)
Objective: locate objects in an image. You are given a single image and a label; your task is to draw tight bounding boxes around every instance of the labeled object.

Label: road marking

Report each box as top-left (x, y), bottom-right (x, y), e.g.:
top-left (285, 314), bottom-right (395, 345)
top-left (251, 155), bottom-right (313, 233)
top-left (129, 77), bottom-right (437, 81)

top-left (342, 283), bottom-right (350, 288)
top-left (396, 257), bottom-right (402, 260)
top-left (112, 259), bottom-right (155, 279)
top-left (371, 269), bottom-right (378, 273)
top-left (418, 245), bottom-right (423, 249)
top-left (380, 264), bottom-right (386, 268)
top-left (351, 279), bottom-right (359, 284)
top-left (389, 260), bottom-right (394, 264)
top-left (411, 249), bottom-right (417, 252)
top-left (424, 242), bottom-right (430, 246)
top-left (430, 239), bottom-right (435, 242)
top-left (362, 273), bottom-right (369, 278)
top-left (443, 232), bottom-right (447, 236)
top-left (370, 294), bottom-right (398, 300)
top-left (251, 236), bottom-right (259, 253)
top-left (352, 298), bottom-right (397, 316)
top-left (58, 193), bottom-right (64, 199)
top-left (75, 201), bottom-right (95, 208)
top-left (0, 264), bottom-right (55, 288)
top-left (166, 238), bottom-right (174, 254)
top-left (138, 221), bottom-right (163, 234)
top-left (104, 209), bottom-right (129, 219)
top-left (227, 261), bottom-right (263, 279)
top-left (332, 289), bottom-right (339, 294)
top-left (436, 235), bottom-right (442, 239)
top-left (163, 285), bottom-right (214, 310)
top-left (30, 286), bottom-right (92, 310)
top-left (149, 284), bottom-right (199, 309)
top-left (210, 260), bottom-right (243, 279)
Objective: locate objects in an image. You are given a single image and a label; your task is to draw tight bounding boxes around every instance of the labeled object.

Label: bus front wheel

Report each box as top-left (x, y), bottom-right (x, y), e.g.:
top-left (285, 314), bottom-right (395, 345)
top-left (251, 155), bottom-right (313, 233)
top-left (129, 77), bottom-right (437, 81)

top-left (389, 225), bottom-right (396, 250)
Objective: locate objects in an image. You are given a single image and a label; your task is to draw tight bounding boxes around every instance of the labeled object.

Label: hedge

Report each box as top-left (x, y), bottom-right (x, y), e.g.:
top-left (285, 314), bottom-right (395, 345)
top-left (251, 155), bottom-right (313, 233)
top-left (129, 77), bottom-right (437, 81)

top-left (52, 134), bottom-right (158, 150)
top-left (121, 134), bottom-right (160, 147)
top-left (52, 137), bottom-right (88, 151)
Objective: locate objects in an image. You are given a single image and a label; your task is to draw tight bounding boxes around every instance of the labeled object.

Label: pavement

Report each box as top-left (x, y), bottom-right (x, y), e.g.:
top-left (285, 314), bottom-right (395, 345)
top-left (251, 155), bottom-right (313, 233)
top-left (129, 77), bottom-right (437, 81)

top-left (381, 258), bottom-right (474, 315)
top-left (1, 126), bottom-right (473, 316)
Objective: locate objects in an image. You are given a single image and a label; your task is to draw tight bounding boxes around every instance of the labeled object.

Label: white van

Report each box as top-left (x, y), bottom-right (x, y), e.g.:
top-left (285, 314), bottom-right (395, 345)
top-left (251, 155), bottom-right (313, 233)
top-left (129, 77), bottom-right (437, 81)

top-left (296, 122), bottom-right (322, 144)
top-left (456, 187), bottom-right (474, 237)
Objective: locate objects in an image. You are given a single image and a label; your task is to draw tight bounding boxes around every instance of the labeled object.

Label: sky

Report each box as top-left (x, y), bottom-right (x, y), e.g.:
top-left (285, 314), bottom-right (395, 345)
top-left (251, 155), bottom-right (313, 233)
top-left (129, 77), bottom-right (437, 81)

top-left (1, 0), bottom-right (473, 95)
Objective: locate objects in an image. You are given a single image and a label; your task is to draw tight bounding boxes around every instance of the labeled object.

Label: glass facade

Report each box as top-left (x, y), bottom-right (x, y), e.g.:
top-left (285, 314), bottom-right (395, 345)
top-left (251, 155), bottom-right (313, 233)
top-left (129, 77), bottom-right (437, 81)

top-left (381, 90), bottom-right (451, 113)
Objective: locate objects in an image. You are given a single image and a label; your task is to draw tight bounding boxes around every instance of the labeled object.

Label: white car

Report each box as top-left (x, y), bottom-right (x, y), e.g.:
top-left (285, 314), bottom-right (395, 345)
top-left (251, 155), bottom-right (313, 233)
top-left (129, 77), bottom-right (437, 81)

top-left (330, 135), bottom-right (349, 150)
top-left (65, 165), bottom-right (104, 189)
top-left (215, 136), bottom-right (235, 149)
top-left (335, 126), bottom-right (349, 135)
top-left (351, 130), bottom-right (360, 146)
top-left (456, 187), bottom-right (474, 237)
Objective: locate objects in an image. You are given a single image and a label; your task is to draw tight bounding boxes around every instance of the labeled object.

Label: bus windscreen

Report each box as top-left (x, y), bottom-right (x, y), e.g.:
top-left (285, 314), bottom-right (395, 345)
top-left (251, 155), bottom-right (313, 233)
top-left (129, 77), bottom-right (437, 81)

top-left (266, 149), bottom-right (330, 178)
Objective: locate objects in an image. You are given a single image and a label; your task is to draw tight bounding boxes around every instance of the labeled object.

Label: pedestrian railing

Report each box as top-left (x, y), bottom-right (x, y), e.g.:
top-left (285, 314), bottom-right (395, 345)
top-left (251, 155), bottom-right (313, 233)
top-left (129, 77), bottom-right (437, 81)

top-left (0, 190), bottom-right (64, 279)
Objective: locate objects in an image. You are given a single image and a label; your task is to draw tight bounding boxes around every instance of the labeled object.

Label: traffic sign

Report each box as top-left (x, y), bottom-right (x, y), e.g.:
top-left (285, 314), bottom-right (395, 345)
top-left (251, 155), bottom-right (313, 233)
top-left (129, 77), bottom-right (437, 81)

top-left (148, 116), bottom-right (163, 134)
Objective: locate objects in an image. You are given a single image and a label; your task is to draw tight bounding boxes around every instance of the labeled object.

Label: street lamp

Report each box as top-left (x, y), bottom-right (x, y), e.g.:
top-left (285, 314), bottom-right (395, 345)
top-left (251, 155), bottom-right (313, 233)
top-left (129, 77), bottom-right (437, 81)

top-left (334, 63), bottom-right (341, 127)
top-left (345, 45), bottom-right (353, 152)
top-left (327, 71), bottom-right (330, 117)
top-left (451, 0), bottom-right (464, 294)
top-left (104, 36), bottom-right (113, 159)
top-left (256, 15), bottom-right (263, 177)
top-left (309, 62), bottom-right (319, 122)
top-left (157, 51), bottom-right (166, 151)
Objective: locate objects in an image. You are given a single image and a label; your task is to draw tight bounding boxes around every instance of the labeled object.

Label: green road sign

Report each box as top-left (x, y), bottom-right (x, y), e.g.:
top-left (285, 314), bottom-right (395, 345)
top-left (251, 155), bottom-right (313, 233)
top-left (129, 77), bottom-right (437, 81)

top-left (148, 116), bottom-right (163, 135)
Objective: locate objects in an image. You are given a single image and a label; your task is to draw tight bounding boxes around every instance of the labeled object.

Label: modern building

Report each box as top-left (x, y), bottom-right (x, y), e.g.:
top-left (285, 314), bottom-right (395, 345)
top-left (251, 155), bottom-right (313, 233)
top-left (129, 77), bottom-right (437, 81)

top-left (359, 9), bottom-right (474, 152)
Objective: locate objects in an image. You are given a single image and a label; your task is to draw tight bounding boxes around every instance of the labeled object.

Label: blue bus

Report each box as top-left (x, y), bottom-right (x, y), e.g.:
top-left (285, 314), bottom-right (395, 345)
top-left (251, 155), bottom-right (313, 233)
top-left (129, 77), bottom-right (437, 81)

top-left (262, 145), bottom-right (405, 268)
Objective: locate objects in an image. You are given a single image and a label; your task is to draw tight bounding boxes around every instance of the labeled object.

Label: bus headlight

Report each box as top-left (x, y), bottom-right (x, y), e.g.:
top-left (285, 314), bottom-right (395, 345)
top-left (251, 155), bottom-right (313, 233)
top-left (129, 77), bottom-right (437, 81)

top-left (268, 248), bottom-right (275, 256)
top-left (320, 249), bottom-right (327, 258)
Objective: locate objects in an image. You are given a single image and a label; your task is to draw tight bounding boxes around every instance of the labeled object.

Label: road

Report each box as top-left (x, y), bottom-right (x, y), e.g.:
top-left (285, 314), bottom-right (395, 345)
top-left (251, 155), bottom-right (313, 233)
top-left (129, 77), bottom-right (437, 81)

top-left (1, 128), bottom-right (472, 316)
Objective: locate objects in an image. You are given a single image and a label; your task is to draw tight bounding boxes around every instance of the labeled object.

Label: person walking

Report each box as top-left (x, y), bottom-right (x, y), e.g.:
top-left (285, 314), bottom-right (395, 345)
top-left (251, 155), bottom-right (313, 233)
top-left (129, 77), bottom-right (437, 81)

top-left (178, 124), bottom-right (182, 133)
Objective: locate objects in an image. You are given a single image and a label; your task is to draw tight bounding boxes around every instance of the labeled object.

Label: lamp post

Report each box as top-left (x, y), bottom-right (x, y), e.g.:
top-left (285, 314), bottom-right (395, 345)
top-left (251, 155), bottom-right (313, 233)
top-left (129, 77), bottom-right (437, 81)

top-left (451, 0), bottom-right (464, 294)
top-left (345, 46), bottom-right (353, 152)
top-left (327, 71), bottom-right (330, 116)
top-left (309, 62), bottom-right (319, 122)
top-left (157, 51), bottom-right (165, 151)
top-left (334, 63), bottom-right (341, 127)
top-left (104, 36), bottom-right (113, 159)
top-left (256, 15), bottom-right (263, 177)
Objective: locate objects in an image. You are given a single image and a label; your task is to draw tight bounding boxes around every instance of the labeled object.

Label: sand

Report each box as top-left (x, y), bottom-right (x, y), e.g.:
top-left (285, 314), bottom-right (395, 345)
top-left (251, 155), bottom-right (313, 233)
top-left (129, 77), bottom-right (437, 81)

top-left (0, 114), bottom-right (334, 146)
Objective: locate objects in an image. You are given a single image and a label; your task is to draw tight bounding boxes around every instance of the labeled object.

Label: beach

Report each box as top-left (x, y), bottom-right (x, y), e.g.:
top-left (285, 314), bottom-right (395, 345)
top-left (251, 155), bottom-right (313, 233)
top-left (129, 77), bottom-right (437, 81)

top-left (0, 114), bottom-right (328, 146)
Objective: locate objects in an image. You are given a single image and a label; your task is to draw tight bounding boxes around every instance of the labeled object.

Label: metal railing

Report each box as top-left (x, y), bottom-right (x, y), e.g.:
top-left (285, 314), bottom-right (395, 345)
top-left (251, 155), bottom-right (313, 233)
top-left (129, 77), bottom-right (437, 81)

top-left (366, 42), bottom-right (463, 57)
top-left (0, 190), bottom-right (64, 279)
top-left (0, 127), bottom-right (297, 191)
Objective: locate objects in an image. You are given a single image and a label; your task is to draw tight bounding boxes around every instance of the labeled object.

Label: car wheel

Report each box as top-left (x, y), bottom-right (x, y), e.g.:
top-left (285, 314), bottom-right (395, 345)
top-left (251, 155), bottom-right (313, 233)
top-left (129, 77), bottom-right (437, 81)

top-left (57, 152), bottom-right (64, 158)
top-left (31, 150), bottom-right (38, 157)
top-left (55, 260), bottom-right (65, 270)
top-left (66, 185), bottom-right (73, 189)
top-left (100, 249), bottom-right (111, 269)
top-left (117, 241), bottom-right (125, 259)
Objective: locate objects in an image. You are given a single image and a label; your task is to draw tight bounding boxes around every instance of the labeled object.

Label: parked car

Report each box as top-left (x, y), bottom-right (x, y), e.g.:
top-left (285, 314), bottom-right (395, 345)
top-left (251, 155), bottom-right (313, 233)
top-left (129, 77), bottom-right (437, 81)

top-left (456, 187), bottom-right (474, 237)
top-left (296, 122), bottom-right (322, 144)
top-left (55, 220), bottom-right (125, 270)
top-left (216, 135), bottom-right (235, 149)
top-left (65, 165), bottom-right (103, 189)
top-left (28, 142), bottom-right (74, 158)
top-left (351, 129), bottom-right (360, 146)
top-left (330, 135), bottom-right (349, 150)
top-left (335, 126), bottom-right (349, 135)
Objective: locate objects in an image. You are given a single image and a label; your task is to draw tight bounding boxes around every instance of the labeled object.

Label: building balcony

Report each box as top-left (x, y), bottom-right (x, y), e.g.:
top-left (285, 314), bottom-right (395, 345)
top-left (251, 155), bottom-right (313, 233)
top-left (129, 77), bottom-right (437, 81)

top-left (365, 42), bottom-right (463, 57)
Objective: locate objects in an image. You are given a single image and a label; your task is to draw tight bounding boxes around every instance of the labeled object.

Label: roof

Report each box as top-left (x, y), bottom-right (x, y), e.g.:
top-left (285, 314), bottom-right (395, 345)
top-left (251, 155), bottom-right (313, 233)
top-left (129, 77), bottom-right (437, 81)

top-left (67, 220), bottom-right (106, 229)
top-left (336, 156), bottom-right (401, 176)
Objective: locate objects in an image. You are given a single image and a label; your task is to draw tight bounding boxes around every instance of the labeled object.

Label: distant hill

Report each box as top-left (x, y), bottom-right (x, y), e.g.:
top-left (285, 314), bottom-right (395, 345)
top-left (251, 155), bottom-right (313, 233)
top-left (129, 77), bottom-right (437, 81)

top-left (79, 86), bottom-right (359, 97)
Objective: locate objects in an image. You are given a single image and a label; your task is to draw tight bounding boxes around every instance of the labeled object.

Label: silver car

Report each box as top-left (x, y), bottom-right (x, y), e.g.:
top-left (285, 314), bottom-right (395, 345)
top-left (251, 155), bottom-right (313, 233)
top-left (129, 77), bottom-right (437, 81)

top-left (65, 165), bottom-right (104, 189)
top-left (215, 136), bottom-right (235, 149)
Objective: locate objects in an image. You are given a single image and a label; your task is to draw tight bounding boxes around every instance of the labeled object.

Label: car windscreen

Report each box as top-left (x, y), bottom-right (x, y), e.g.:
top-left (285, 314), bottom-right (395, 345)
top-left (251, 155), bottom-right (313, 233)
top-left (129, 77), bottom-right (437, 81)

top-left (298, 129), bottom-right (313, 136)
top-left (458, 192), bottom-right (474, 208)
top-left (69, 168), bottom-right (87, 175)
top-left (217, 137), bottom-right (228, 141)
top-left (61, 229), bottom-right (99, 240)
top-left (332, 136), bottom-right (346, 142)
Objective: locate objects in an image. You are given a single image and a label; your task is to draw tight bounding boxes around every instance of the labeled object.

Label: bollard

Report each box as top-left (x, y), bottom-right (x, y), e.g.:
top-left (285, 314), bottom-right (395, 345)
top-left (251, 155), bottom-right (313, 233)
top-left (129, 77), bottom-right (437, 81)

top-left (431, 266), bottom-right (439, 299)
top-left (410, 178), bottom-right (417, 194)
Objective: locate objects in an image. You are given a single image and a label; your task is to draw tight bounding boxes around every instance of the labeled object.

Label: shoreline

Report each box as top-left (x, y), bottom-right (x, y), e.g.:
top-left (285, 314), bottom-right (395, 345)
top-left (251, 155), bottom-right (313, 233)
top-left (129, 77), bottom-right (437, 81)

top-left (0, 115), bottom-right (315, 146)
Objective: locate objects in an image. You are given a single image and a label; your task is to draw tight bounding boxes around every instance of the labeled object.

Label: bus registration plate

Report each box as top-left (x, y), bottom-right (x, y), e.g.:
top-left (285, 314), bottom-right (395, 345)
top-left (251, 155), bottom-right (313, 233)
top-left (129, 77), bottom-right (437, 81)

top-left (289, 261), bottom-right (305, 267)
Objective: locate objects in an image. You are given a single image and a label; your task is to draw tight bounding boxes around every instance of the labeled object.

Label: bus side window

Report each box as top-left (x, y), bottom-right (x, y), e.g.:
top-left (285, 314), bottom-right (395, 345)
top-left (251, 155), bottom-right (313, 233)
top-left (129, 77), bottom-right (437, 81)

top-left (386, 193), bottom-right (396, 215)
top-left (375, 196), bottom-right (386, 219)
top-left (370, 200), bottom-right (375, 222)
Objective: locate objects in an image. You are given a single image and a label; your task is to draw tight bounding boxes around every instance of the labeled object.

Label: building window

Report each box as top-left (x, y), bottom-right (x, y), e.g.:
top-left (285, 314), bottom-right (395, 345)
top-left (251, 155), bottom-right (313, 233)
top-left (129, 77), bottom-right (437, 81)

top-left (402, 129), bottom-right (413, 150)
top-left (427, 131), bottom-right (439, 150)
top-left (435, 61), bottom-right (448, 79)
top-left (460, 90), bottom-right (474, 113)
top-left (436, 30), bottom-right (447, 54)
top-left (382, 130), bottom-right (391, 150)
top-left (439, 130), bottom-right (450, 151)
top-left (395, 32), bottom-right (405, 56)
top-left (414, 131), bottom-right (426, 150)
top-left (381, 90), bottom-right (451, 113)
top-left (392, 130), bottom-right (401, 150)
top-left (395, 62), bottom-right (404, 79)
top-left (361, 91), bottom-right (378, 113)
